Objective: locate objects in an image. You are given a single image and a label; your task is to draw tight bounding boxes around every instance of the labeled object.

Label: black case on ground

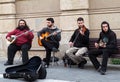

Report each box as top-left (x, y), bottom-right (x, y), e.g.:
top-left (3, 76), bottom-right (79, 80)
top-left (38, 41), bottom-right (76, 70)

top-left (3, 56), bottom-right (47, 81)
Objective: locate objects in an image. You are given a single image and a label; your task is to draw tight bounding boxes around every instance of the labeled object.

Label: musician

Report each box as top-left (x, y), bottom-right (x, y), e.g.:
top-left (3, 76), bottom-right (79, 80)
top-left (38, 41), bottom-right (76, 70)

top-left (4, 19), bottom-right (34, 65)
top-left (37, 18), bottom-right (61, 68)
top-left (88, 21), bottom-right (118, 75)
top-left (65, 17), bottom-right (90, 69)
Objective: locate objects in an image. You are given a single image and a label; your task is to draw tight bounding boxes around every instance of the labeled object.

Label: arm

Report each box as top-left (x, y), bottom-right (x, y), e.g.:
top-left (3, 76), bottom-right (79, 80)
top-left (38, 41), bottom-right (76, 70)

top-left (69, 30), bottom-right (77, 42)
top-left (6, 29), bottom-right (17, 38)
top-left (27, 32), bottom-right (34, 40)
top-left (81, 29), bottom-right (90, 44)
top-left (53, 32), bottom-right (61, 41)
top-left (37, 28), bottom-right (46, 37)
top-left (106, 32), bottom-right (117, 49)
top-left (95, 32), bottom-right (102, 48)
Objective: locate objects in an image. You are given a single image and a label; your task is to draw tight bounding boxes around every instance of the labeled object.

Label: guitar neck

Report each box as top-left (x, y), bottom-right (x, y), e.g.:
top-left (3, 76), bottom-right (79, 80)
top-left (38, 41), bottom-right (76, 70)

top-left (46, 29), bottom-right (61, 38)
top-left (16, 30), bottom-right (33, 38)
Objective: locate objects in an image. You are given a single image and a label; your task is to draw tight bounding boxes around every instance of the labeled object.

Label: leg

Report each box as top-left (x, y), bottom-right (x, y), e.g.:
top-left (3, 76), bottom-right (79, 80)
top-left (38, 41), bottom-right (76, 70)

top-left (21, 43), bottom-right (31, 64)
top-left (75, 47), bottom-right (88, 68)
top-left (41, 39), bottom-right (59, 50)
top-left (88, 49), bottom-right (103, 70)
top-left (41, 39), bottom-right (57, 67)
top-left (45, 49), bottom-right (51, 66)
top-left (75, 47), bottom-right (88, 62)
top-left (101, 49), bottom-right (111, 72)
top-left (66, 47), bottom-right (79, 64)
top-left (4, 44), bottom-right (19, 65)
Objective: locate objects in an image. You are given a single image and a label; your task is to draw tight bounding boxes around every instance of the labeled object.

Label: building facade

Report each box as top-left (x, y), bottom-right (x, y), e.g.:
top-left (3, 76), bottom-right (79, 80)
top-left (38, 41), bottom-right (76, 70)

top-left (0, 0), bottom-right (120, 58)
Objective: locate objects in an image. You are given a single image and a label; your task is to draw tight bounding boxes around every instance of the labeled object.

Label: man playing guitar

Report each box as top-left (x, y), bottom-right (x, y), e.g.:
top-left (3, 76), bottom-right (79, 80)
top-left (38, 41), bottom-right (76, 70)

top-left (37, 18), bottom-right (61, 68)
top-left (4, 19), bottom-right (34, 66)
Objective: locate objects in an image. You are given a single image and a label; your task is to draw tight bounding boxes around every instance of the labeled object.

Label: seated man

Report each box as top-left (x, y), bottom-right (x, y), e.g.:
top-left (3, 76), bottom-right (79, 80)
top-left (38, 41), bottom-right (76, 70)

top-left (37, 18), bottom-right (61, 68)
top-left (65, 17), bottom-right (90, 69)
top-left (88, 21), bottom-right (118, 75)
top-left (4, 19), bottom-right (34, 65)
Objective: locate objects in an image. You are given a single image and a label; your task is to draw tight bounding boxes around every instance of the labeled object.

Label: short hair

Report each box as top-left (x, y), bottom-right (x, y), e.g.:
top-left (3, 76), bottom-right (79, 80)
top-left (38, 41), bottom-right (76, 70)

top-left (46, 18), bottom-right (54, 23)
top-left (77, 17), bottom-right (84, 21)
top-left (101, 21), bottom-right (109, 27)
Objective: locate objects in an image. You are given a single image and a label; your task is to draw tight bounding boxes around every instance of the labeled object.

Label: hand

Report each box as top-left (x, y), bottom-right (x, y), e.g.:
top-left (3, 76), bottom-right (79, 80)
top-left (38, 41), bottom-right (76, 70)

top-left (7, 37), bottom-right (12, 42)
top-left (95, 42), bottom-right (99, 48)
top-left (69, 42), bottom-right (74, 47)
top-left (24, 31), bottom-right (29, 35)
top-left (53, 32), bottom-right (57, 36)
top-left (100, 43), bottom-right (106, 48)
top-left (7, 37), bottom-right (11, 41)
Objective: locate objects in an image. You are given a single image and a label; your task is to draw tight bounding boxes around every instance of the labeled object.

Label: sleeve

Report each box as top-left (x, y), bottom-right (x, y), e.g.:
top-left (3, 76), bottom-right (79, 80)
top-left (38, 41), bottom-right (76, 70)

top-left (53, 32), bottom-right (61, 41)
top-left (96, 32), bottom-right (102, 43)
top-left (37, 28), bottom-right (46, 37)
top-left (6, 29), bottom-right (16, 38)
top-left (81, 29), bottom-right (90, 44)
top-left (106, 32), bottom-right (117, 49)
top-left (27, 32), bottom-right (34, 40)
top-left (69, 30), bottom-right (77, 42)
top-left (50, 28), bottom-right (61, 42)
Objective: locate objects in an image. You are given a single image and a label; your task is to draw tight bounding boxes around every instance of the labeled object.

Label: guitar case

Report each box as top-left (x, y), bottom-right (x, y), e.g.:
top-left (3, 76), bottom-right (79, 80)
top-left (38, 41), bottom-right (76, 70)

top-left (3, 56), bottom-right (47, 81)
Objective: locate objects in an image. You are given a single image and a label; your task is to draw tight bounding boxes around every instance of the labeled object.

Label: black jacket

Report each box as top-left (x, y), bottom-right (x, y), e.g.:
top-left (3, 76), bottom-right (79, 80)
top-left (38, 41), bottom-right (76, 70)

top-left (97, 28), bottom-right (117, 49)
top-left (69, 28), bottom-right (90, 48)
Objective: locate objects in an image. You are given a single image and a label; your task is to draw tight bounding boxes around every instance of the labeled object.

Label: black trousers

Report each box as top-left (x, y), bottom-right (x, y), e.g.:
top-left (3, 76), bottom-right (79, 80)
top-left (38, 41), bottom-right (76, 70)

top-left (7, 43), bottom-right (31, 64)
top-left (88, 48), bottom-right (116, 72)
top-left (41, 39), bottom-right (59, 65)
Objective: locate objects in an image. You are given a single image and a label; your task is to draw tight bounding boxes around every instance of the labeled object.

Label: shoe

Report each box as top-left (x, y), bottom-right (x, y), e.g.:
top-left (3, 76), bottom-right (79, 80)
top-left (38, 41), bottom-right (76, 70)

top-left (78, 59), bottom-right (87, 69)
top-left (43, 62), bottom-right (49, 68)
top-left (52, 47), bottom-right (58, 52)
top-left (97, 66), bottom-right (101, 72)
top-left (100, 70), bottom-right (106, 75)
top-left (4, 61), bottom-right (13, 66)
top-left (78, 63), bottom-right (83, 69)
top-left (44, 64), bottom-right (49, 68)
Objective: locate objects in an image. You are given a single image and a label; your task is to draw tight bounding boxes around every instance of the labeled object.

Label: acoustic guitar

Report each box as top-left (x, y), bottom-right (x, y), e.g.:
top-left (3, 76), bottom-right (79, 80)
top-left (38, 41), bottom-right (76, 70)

top-left (7, 30), bottom-right (33, 45)
top-left (38, 29), bottom-right (62, 46)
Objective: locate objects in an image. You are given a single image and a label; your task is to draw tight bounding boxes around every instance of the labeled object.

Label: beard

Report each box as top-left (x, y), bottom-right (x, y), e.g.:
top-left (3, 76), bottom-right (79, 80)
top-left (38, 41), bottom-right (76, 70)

top-left (18, 26), bottom-right (26, 30)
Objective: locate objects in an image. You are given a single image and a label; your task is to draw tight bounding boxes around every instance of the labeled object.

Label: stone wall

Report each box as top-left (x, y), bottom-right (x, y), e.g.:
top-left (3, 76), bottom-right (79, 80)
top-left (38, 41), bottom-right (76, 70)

top-left (0, 0), bottom-right (120, 58)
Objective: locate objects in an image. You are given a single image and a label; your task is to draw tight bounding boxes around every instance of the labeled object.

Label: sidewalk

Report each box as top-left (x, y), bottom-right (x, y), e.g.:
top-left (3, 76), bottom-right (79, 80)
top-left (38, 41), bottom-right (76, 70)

top-left (0, 56), bottom-right (120, 82)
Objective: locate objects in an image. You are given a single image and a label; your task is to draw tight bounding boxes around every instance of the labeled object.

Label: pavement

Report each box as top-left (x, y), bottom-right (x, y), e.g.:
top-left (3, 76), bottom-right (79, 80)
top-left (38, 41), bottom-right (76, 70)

top-left (0, 56), bottom-right (120, 82)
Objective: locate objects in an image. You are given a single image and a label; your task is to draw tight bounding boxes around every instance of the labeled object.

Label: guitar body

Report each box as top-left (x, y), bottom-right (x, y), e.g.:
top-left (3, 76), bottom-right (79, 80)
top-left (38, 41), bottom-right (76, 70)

top-left (38, 29), bottom-right (62, 46)
top-left (38, 32), bottom-right (50, 46)
top-left (7, 35), bottom-right (17, 45)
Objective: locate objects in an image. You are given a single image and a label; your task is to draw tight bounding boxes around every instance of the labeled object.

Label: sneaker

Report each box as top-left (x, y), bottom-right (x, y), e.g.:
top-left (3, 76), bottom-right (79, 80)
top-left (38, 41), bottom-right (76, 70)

top-left (4, 61), bottom-right (13, 66)
top-left (44, 64), bottom-right (49, 68)
top-left (100, 70), bottom-right (106, 75)
top-left (97, 66), bottom-right (101, 72)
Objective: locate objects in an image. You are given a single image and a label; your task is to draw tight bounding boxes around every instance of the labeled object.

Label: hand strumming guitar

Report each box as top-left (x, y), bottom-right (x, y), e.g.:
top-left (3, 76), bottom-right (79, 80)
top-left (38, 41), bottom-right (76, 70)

top-left (7, 37), bottom-right (13, 42)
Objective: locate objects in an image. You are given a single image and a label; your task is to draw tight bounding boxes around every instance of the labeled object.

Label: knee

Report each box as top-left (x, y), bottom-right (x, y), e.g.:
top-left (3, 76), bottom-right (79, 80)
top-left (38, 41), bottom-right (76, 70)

top-left (21, 47), bottom-right (29, 51)
top-left (66, 49), bottom-right (71, 55)
top-left (8, 45), bottom-right (13, 51)
top-left (41, 39), bottom-right (46, 44)
top-left (87, 51), bottom-right (93, 57)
